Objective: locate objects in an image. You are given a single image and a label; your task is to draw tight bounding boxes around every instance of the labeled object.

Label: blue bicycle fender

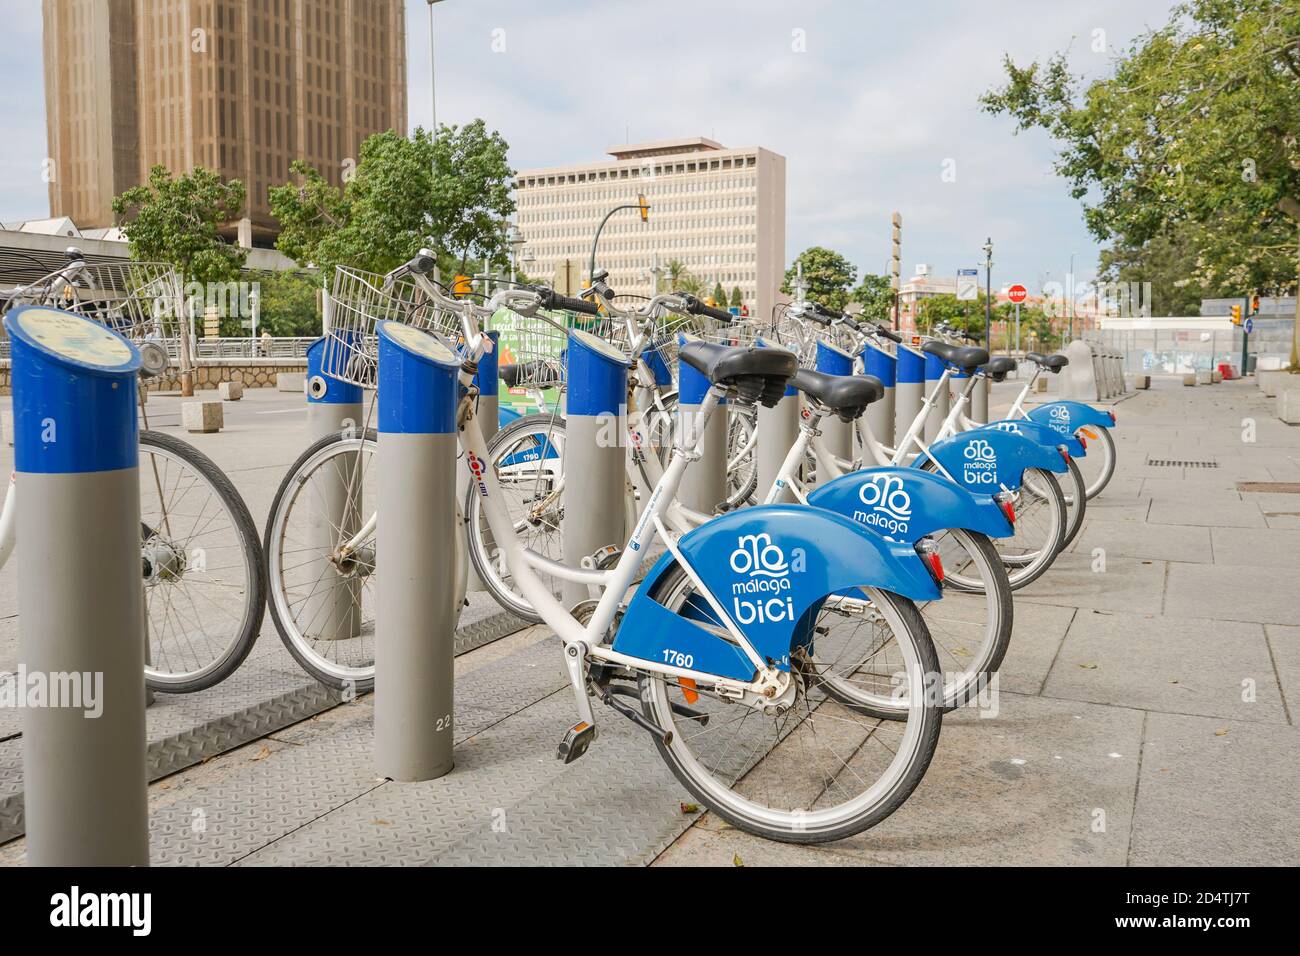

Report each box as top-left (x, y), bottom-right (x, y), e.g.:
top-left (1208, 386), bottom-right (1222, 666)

top-left (983, 419), bottom-right (1085, 459)
top-left (913, 428), bottom-right (1068, 497)
top-left (807, 466), bottom-right (1013, 540)
top-left (642, 339), bottom-right (674, 388)
top-left (611, 505), bottom-right (941, 681)
top-left (497, 404), bottom-right (523, 428)
top-left (1027, 400), bottom-right (1116, 436)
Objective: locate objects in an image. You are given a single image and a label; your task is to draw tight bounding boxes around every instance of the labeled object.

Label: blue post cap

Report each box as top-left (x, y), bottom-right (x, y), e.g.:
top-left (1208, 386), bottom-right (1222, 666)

top-left (565, 328), bottom-right (629, 417)
top-left (376, 321), bottom-right (460, 434)
top-left (306, 336), bottom-right (364, 404)
top-left (676, 332), bottom-right (726, 406)
top-left (755, 336), bottom-right (798, 397)
top-left (896, 344), bottom-right (926, 384)
top-left (924, 351), bottom-right (946, 380)
top-left (473, 330), bottom-right (500, 397)
top-left (4, 305), bottom-right (141, 474)
top-left (815, 340), bottom-right (854, 376)
top-left (860, 341), bottom-right (897, 388)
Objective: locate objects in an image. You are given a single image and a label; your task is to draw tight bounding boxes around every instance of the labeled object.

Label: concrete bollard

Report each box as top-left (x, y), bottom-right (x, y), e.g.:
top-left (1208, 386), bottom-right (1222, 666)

top-left (218, 381), bottom-right (243, 401)
top-left (1277, 388), bottom-right (1300, 425)
top-left (182, 400), bottom-right (223, 433)
top-left (304, 337), bottom-right (365, 643)
top-left (923, 350), bottom-right (950, 443)
top-left (561, 329), bottom-right (630, 607)
top-left (277, 371), bottom-right (305, 392)
top-left (6, 305), bottom-right (149, 866)
top-left (1183, 373), bottom-right (1197, 387)
top-left (814, 340), bottom-right (855, 486)
top-left (373, 321), bottom-right (462, 782)
top-left (860, 340), bottom-right (896, 448)
top-left (1134, 374), bottom-right (1151, 390)
top-left (895, 345), bottom-right (925, 447)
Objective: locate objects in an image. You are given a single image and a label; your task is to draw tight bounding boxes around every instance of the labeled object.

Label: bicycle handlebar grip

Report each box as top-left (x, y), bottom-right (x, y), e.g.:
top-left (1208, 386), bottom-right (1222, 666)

top-left (681, 294), bottom-right (733, 323)
top-left (874, 324), bottom-right (903, 344)
top-left (540, 289), bottom-right (602, 317)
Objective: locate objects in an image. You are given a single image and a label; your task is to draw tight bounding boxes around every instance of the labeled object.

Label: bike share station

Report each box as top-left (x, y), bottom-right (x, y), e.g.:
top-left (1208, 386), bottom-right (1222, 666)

top-left (0, 258), bottom-right (1181, 867)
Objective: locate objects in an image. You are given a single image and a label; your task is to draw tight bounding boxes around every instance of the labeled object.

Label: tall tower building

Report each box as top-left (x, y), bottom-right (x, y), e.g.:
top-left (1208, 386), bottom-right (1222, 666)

top-left (514, 138), bottom-right (787, 323)
top-left (42, 0), bottom-right (407, 243)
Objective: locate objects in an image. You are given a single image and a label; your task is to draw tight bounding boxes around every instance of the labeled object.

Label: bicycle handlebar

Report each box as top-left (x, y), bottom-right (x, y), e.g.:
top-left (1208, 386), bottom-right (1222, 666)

top-left (680, 293), bottom-right (733, 323)
top-left (538, 288), bottom-right (602, 317)
top-left (873, 324), bottom-right (903, 344)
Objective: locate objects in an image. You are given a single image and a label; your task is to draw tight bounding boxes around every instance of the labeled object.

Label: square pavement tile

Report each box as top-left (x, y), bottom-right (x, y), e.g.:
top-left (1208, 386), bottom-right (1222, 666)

top-left (1164, 562), bottom-right (1300, 625)
top-left (1146, 497), bottom-right (1267, 529)
top-left (1210, 526), bottom-right (1300, 567)
top-left (1070, 519), bottom-right (1212, 564)
top-left (794, 693), bottom-right (1142, 866)
top-left (997, 601), bottom-right (1077, 697)
top-left (1129, 712), bottom-right (1300, 865)
top-left (1042, 610), bottom-right (1285, 724)
top-left (1014, 552), bottom-right (1166, 616)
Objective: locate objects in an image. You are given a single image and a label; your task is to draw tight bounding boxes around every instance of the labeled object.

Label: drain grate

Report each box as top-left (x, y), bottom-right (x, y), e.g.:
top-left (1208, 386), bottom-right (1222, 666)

top-left (1146, 458), bottom-right (1218, 468)
top-left (1237, 481), bottom-right (1300, 494)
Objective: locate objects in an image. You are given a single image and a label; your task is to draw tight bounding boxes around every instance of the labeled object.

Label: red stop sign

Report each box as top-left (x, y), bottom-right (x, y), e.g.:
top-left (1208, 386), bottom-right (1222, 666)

top-left (1008, 284), bottom-right (1028, 303)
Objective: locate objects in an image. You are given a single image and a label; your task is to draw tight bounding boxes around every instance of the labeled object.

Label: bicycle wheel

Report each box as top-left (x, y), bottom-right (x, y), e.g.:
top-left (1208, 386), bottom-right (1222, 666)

top-left (1075, 425), bottom-right (1116, 499)
top-left (638, 566), bottom-right (942, 843)
top-left (138, 430), bottom-right (265, 693)
top-left (1059, 456), bottom-right (1088, 550)
top-left (998, 467), bottom-right (1067, 589)
top-left (466, 412), bottom-right (638, 621)
top-left (723, 404), bottom-right (758, 508)
top-left (263, 429), bottom-right (468, 691)
top-left (914, 528), bottom-right (1013, 710)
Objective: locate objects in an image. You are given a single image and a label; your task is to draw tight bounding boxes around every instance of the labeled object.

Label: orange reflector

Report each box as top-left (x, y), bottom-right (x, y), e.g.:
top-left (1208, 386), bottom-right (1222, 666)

top-left (1081, 427), bottom-right (1098, 441)
top-left (680, 678), bottom-right (699, 705)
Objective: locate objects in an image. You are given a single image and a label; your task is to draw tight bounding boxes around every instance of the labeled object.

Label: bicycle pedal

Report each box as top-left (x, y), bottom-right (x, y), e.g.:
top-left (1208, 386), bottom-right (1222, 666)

top-left (556, 721), bottom-right (596, 764)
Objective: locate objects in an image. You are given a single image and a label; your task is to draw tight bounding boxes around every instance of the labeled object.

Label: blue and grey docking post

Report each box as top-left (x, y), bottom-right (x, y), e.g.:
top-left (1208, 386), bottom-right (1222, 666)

top-left (924, 349), bottom-right (950, 443)
top-left (895, 344), bottom-right (925, 448)
top-left (677, 332), bottom-right (727, 514)
top-left (305, 336), bottom-right (365, 643)
top-left (373, 321), bottom-right (462, 781)
top-left (561, 330), bottom-right (630, 607)
top-left (756, 338), bottom-right (798, 503)
top-left (6, 305), bottom-right (148, 866)
top-left (860, 339), bottom-right (896, 448)
top-left (813, 340), bottom-right (855, 485)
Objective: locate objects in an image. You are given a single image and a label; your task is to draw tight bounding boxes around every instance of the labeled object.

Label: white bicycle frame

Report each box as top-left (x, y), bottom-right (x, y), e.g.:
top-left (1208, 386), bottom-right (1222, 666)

top-left (342, 276), bottom-right (795, 735)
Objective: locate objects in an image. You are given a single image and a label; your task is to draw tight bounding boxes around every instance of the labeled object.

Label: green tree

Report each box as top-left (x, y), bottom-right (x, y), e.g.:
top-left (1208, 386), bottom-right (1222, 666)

top-left (851, 272), bottom-right (895, 323)
top-left (711, 281), bottom-right (726, 308)
top-left (914, 294), bottom-right (984, 336)
top-left (112, 165), bottom-right (248, 395)
top-left (980, 0), bottom-right (1300, 362)
top-left (730, 286), bottom-right (743, 309)
top-left (665, 258), bottom-right (690, 288)
top-left (270, 121), bottom-right (516, 279)
top-left (781, 247), bottom-right (858, 312)
top-left (255, 270), bottom-right (322, 337)
top-left (1097, 227), bottom-right (1220, 317)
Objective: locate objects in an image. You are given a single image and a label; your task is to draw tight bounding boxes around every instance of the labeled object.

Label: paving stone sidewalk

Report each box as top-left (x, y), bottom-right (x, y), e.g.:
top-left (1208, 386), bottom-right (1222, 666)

top-left (1, 376), bottom-right (1297, 866)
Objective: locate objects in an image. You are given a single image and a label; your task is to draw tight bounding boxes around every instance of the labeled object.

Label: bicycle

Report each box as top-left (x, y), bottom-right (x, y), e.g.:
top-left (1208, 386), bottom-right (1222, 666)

top-left (265, 251), bottom-right (949, 843)
top-left (1, 254), bottom-right (267, 693)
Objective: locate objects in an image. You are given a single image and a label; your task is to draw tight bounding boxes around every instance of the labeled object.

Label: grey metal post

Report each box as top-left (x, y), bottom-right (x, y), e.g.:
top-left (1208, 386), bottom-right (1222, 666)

top-left (970, 372), bottom-right (990, 425)
top-left (7, 305), bottom-right (148, 866)
top-left (895, 345), bottom-right (925, 446)
top-left (860, 340), bottom-right (896, 448)
top-left (561, 329), bottom-right (629, 607)
top-left (756, 339), bottom-right (799, 502)
top-left (374, 321), bottom-right (462, 781)
top-left (305, 337), bottom-right (364, 641)
top-left (677, 333), bottom-right (726, 512)
top-left (924, 351), bottom-right (950, 442)
top-left (813, 340), bottom-right (853, 486)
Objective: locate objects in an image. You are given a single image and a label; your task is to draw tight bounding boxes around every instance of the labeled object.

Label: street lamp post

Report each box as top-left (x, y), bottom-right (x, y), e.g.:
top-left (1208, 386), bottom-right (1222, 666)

top-left (1068, 252), bottom-right (1077, 341)
top-left (507, 224), bottom-right (525, 284)
top-left (248, 288), bottom-right (259, 355)
top-left (426, 1), bottom-right (446, 143)
top-left (588, 195), bottom-right (649, 287)
top-left (982, 237), bottom-right (993, 351)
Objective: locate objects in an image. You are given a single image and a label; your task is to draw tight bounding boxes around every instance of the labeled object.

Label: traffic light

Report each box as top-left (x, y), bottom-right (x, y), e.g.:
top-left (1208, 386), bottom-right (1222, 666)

top-left (452, 274), bottom-right (473, 297)
top-left (1230, 304), bottom-right (1242, 325)
top-left (1251, 295), bottom-right (1260, 315)
top-left (637, 193), bottom-right (649, 223)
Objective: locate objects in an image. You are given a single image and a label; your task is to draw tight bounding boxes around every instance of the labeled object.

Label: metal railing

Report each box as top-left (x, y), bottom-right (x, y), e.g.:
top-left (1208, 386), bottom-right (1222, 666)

top-left (0, 336), bottom-right (315, 363)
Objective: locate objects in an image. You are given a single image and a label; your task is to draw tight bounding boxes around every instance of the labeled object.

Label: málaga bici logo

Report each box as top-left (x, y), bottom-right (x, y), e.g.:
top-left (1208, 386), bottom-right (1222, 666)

top-left (728, 533), bottom-right (805, 627)
top-left (962, 437), bottom-right (998, 486)
top-left (854, 474), bottom-right (912, 538)
top-left (1047, 404), bottom-right (1071, 433)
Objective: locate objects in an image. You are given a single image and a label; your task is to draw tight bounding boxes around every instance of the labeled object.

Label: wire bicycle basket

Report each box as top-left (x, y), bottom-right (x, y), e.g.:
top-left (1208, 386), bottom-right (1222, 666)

top-left (493, 310), bottom-right (569, 392)
top-left (4, 261), bottom-right (187, 347)
top-left (324, 265), bottom-right (460, 388)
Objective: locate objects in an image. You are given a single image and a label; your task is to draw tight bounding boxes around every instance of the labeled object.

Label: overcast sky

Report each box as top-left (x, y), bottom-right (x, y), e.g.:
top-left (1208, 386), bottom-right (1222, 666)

top-left (1, 0), bottom-right (1182, 290)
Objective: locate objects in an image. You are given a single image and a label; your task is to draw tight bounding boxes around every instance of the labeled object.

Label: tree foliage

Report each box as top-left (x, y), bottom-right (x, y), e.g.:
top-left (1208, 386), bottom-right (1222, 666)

top-left (254, 270), bottom-right (322, 337)
top-left (851, 272), bottom-right (895, 323)
top-left (781, 246), bottom-right (858, 312)
top-left (981, 0), bottom-right (1300, 356)
top-left (270, 121), bottom-right (516, 279)
top-left (112, 165), bottom-right (248, 285)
